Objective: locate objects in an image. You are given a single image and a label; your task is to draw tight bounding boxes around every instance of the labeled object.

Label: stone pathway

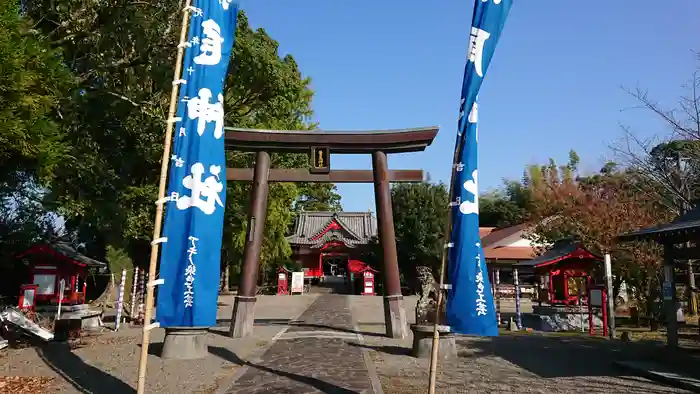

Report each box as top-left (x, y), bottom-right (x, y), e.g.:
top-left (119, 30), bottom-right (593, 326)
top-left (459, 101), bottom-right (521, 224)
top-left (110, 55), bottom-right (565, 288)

top-left (222, 295), bottom-right (375, 394)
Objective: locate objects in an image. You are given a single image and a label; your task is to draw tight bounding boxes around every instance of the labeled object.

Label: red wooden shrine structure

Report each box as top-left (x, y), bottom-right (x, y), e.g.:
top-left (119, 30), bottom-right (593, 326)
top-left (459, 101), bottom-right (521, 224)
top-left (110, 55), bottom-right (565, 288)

top-left (515, 241), bottom-right (602, 306)
top-left (286, 211), bottom-right (377, 282)
top-left (16, 241), bottom-right (107, 305)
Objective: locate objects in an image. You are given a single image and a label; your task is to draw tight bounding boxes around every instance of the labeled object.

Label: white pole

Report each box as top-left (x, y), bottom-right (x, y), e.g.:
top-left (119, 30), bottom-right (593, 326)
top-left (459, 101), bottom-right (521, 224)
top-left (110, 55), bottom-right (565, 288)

top-left (56, 279), bottom-right (66, 320)
top-left (130, 267), bottom-right (139, 320)
top-left (138, 270), bottom-right (146, 323)
top-left (115, 269), bottom-right (127, 331)
top-left (604, 253), bottom-right (615, 339)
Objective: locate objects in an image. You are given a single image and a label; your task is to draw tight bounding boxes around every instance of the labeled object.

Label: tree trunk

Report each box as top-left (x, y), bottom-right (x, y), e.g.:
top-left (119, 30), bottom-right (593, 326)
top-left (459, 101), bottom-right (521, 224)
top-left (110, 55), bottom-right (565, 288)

top-left (91, 271), bottom-right (116, 307)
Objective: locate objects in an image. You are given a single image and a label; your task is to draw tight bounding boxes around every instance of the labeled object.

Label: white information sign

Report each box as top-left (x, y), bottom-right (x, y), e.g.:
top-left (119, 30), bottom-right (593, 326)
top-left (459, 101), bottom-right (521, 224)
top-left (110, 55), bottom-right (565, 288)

top-left (22, 288), bottom-right (34, 308)
top-left (291, 272), bottom-right (304, 294)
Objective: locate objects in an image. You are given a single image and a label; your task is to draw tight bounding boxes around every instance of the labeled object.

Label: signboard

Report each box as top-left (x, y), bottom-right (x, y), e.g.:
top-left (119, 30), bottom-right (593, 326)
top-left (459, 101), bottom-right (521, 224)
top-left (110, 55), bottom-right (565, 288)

top-left (22, 291), bottom-right (34, 308)
top-left (291, 272), bottom-right (305, 294)
top-left (277, 272), bottom-right (288, 295)
top-left (361, 269), bottom-right (375, 295)
top-left (19, 285), bottom-right (38, 310)
top-left (589, 289), bottom-right (603, 307)
top-left (309, 147), bottom-right (330, 174)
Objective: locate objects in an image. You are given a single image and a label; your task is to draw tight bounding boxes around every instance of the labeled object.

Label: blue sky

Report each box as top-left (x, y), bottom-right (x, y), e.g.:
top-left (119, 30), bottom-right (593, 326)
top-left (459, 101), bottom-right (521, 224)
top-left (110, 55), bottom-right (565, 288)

top-left (241, 0), bottom-right (700, 213)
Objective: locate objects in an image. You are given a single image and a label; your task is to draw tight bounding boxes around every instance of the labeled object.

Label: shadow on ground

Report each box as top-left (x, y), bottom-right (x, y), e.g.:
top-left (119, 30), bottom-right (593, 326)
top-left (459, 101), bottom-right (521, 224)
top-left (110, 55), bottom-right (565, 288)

top-left (36, 343), bottom-right (136, 394)
top-left (208, 346), bottom-right (357, 394)
top-left (214, 318), bottom-right (296, 327)
top-left (459, 333), bottom-right (700, 380)
top-left (348, 342), bottom-right (410, 356)
top-left (210, 317), bottom-right (387, 339)
top-left (289, 322), bottom-right (387, 338)
top-left (136, 341), bottom-right (164, 356)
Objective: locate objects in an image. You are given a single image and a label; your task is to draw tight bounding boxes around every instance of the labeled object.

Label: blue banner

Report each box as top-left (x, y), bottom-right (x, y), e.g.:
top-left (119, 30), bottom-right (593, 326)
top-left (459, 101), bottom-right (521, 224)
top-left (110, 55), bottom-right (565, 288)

top-left (446, 0), bottom-right (512, 336)
top-left (157, 1), bottom-right (238, 327)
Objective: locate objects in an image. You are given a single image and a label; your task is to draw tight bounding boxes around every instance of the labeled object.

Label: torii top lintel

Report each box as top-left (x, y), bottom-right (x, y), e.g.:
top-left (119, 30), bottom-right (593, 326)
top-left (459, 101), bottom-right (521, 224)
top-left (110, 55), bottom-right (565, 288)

top-left (224, 126), bottom-right (439, 153)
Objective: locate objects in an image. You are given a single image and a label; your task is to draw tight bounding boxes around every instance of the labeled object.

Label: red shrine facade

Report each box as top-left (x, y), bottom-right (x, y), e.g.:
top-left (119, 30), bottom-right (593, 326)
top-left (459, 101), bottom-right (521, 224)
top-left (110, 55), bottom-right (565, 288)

top-left (16, 241), bottom-right (108, 305)
top-left (514, 241), bottom-right (602, 306)
top-left (286, 211), bottom-right (377, 282)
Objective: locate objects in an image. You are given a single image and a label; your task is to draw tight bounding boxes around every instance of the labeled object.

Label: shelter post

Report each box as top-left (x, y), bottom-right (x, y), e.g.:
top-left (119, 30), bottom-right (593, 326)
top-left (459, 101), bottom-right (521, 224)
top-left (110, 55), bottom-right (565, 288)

top-left (604, 253), bottom-right (616, 339)
top-left (513, 267), bottom-right (522, 329)
top-left (372, 150), bottom-right (408, 339)
top-left (229, 151), bottom-right (271, 338)
top-left (663, 243), bottom-right (679, 348)
top-left (687, 255), bottom-right (697, 316)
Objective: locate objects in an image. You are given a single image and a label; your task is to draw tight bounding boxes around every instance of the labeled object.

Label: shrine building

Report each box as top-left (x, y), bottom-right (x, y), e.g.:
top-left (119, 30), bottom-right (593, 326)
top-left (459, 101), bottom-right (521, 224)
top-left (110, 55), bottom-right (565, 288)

top-left (286, 211), bottom-right (377, 283)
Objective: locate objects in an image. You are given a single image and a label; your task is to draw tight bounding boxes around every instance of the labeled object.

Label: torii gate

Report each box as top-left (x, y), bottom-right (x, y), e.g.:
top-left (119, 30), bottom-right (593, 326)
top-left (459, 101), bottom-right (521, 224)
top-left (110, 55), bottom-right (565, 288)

top-left (225, 126), bottom-right (439, 339)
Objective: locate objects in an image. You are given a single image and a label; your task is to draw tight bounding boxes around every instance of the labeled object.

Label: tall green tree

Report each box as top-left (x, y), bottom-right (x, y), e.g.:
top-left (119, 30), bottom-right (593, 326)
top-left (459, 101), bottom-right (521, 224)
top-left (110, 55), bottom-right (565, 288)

top-left (479, 179), bottom-right (530, 228)
top-left (294, 184), bottom-right (342, 212)
top-left (0, 0), bottom-right (74, 269)
top-left (0, 0), bottom-right (74, 196)
top-left (23, 4), bottom-right (337, 286)
top-left (24, 0), bottom-right (186, 256)
top-left (390, 182), bottom-right (448, 282)
top-left (477, 151), bottom-right (568, 228)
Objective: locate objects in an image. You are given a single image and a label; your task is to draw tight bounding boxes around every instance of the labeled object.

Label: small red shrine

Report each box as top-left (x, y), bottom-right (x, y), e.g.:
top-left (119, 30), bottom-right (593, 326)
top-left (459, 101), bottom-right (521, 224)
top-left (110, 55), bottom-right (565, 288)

top-left (16, 241), bottom-right (108, 305)
top-left (514, 241), bottom-right (602, 306)
top-left (286, 211), bottom-right (377, 283)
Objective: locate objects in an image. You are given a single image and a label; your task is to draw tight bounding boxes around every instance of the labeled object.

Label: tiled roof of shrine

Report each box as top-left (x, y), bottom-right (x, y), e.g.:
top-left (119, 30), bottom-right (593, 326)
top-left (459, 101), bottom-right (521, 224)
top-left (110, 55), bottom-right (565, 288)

top-left (286, 211), bottom-right (377, 248)
top-left (17, 239), bottom-right (108, 270)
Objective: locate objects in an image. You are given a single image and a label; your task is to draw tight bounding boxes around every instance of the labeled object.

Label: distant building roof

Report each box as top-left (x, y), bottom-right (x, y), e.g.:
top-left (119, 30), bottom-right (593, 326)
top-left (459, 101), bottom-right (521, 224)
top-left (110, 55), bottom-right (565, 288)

top-left (480, 223), bottom-right (537, 261)
top-left (479, 227), bottom-right (496, 239)
top-left (287, 211), bottom-right (377, 248)
top-left (481, 223), bottom-right (528, 248)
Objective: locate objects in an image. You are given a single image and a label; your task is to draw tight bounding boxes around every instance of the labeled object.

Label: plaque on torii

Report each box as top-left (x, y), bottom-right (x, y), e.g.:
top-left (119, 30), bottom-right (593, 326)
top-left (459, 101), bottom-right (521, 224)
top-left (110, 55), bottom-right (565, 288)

top-left (224, 126), bottom-right (439, 340)
top-left (310, 146), bottom-right (330, 174)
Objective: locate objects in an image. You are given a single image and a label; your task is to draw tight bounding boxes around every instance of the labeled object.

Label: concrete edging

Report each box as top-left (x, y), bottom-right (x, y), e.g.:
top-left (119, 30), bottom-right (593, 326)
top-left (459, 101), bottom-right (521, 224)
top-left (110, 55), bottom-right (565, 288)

top-left (614, 361), bottom-right (700, 393)
top-left (350, 299), bottom-right (385, 394)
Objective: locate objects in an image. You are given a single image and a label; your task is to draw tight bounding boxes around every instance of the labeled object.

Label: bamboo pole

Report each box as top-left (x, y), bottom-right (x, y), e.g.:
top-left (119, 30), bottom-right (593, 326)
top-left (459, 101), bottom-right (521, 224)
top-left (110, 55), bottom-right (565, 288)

top-left (427, 137), bottom-right (463, 394)
top-left (136, 1), bottom-right (192, 392)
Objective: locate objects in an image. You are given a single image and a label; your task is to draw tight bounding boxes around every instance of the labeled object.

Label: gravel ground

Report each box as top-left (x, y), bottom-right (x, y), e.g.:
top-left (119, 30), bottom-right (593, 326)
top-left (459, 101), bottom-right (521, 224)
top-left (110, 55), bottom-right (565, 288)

top-left (348, 295), bottom-right (691, 394)
top-left (0, 294), bottom-right (318, 394)
top-left (3, 293), bottom-right (690, 394)
top-left (364, 336), bottom-right (691, 394)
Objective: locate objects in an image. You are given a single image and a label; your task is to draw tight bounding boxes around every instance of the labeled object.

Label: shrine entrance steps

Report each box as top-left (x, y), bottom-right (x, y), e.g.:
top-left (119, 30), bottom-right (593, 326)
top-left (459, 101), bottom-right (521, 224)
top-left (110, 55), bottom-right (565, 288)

top-left (311, 276), bottom-right (353, 295)
top-left (220, 295), bottom-right (378, 394)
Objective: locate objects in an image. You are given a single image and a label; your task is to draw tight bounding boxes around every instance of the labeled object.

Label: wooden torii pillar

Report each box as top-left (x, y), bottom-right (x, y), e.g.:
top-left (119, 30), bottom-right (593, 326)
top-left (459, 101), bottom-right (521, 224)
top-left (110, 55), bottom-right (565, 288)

top-left (225, 126), bottom-right (439, 339)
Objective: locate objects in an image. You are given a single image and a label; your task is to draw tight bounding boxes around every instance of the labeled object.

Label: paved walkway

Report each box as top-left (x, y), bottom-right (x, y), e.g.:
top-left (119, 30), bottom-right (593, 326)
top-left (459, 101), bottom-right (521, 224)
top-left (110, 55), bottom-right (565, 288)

top-left (222, 295), bottom-right (376, 394)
